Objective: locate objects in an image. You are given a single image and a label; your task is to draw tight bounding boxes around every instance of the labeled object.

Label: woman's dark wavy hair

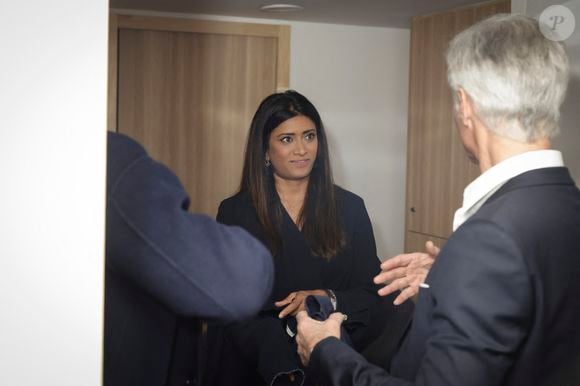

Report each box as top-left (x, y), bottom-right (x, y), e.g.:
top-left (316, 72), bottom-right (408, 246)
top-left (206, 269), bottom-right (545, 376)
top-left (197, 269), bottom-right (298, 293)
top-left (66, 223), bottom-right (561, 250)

top-left (239, 90), bottom-right (345, 260)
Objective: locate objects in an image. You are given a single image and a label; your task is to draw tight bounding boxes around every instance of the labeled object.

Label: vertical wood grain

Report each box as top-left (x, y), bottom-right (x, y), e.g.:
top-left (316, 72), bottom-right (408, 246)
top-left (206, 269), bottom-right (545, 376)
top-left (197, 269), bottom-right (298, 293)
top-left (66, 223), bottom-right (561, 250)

top-left (276, 25), bottom-right (290, 91)
top-left (405, 231), bottom-right (447, 254)
top-left (405, 0), bottom-right (510, 246)
top-left (107, 14), bottom-right (118, 131)
top-left (117, 29), bottom-right (277, 216)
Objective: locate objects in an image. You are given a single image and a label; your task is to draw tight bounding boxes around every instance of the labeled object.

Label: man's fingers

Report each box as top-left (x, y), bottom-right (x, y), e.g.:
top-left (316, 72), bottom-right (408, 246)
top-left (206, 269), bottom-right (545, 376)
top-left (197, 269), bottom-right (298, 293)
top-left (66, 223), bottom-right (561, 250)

top-left (394, 285), bottom-right (418, 305)
top-left (377, 276), bottom-right (409, 297)
top-left (379, 255), bottom-right (402, 270)
top-left (425, 241), bottom-right (440, 257)
top-left (379, 254), bottom-right (413, 270)
top-left (374, 266), bottom-right (407, 284)
top-left (325, 313), bottom-right (345, 339)
top-left (328, 312), bottom-right (346, 326)
top-left (377, 282), bottom-right (398, 297)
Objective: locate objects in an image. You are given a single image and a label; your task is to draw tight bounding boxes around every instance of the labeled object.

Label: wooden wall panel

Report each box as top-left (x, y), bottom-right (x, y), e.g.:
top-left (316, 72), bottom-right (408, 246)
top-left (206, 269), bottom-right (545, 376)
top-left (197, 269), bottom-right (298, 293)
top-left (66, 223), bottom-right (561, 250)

top-left (405, 0), bottom-right (510, 245)
top-left (406, 11), bottom-right (457, 237)
top-left (117, 28), bottom-right (277, 216)
top-left (108, 14), bottom-right (118, 131)
top-left (405, 231), bottom-right (447, 254)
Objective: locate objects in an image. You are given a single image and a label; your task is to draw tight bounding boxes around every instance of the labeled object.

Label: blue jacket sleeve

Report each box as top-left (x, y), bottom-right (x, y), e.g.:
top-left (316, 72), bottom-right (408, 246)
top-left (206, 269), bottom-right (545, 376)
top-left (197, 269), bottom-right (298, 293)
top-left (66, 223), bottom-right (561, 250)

top-left (106, 132), bottom-right (274, 321)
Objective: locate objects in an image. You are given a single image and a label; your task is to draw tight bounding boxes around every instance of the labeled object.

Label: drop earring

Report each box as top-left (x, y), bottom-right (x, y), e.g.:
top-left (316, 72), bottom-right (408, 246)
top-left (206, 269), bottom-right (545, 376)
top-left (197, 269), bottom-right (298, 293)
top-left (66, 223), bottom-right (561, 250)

top-left (265, 158), bottom-right (271, 167)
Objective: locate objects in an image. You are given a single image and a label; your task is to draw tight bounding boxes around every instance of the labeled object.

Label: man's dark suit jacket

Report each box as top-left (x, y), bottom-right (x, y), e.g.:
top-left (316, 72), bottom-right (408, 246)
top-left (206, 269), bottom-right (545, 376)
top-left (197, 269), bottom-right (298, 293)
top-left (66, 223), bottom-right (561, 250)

top-left (310, 167), bottom-right (580, 386)
top-left (104, 132), bottom-right (274, 386)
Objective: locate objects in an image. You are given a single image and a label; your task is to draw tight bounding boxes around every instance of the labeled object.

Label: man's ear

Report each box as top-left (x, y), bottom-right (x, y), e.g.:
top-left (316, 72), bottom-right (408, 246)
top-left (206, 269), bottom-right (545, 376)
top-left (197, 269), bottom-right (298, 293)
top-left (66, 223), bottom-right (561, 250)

top-left (457, 88), bottom-right (475, 131)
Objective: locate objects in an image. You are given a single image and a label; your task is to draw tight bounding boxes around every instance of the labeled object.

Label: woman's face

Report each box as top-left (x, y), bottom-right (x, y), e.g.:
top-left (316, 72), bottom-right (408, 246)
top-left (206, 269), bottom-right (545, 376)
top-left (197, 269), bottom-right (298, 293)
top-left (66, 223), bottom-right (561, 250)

top-left (266, 115), bottom-right (318, 182)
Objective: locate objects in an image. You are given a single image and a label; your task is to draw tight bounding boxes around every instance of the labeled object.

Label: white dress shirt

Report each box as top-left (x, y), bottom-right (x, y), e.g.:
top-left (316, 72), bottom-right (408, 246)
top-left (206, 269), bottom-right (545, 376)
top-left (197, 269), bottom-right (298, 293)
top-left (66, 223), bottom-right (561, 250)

top-left (452, 150), bottom-right (565, 231)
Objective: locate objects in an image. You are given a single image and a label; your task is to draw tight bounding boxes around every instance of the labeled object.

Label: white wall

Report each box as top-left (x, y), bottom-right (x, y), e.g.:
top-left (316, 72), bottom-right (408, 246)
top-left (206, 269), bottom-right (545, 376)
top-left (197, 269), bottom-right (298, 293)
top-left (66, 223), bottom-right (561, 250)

top-left (113, 9), bottom-right (411, 258)
top-left (512, 0), bottom-right (528, 13)
top-left (0, 1), bottom-right (108, 385)
top-left (515, 0), bottom-right (580, 185)
top-left (289, 22), bottom-right (409, 259)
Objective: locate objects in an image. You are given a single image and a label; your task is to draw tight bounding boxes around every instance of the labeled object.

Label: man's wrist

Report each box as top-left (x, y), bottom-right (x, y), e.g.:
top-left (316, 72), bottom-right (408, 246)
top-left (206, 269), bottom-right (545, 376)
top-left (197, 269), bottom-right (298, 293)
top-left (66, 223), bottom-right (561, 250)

top-left (309, 336), bottom-right (341, 369)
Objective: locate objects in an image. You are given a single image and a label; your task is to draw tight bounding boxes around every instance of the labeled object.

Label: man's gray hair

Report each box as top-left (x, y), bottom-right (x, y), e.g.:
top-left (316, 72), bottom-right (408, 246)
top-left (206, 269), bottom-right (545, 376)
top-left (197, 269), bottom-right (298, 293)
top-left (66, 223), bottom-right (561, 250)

top-left (446, 14), bottom-right (569, 142)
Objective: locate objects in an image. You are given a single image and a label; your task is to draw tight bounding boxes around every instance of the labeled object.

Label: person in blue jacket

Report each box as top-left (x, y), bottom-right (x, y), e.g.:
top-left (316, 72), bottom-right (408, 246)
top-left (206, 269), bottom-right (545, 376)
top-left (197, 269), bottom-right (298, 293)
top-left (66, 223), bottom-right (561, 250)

top-left (104, 132), bottom-right (274, 386)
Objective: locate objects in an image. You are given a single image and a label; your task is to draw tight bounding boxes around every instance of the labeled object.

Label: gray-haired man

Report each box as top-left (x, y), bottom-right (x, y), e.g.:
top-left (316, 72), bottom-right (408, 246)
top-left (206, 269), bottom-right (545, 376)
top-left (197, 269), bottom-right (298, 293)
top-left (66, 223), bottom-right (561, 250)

top-left (296, 14), bottom-right (580, 386)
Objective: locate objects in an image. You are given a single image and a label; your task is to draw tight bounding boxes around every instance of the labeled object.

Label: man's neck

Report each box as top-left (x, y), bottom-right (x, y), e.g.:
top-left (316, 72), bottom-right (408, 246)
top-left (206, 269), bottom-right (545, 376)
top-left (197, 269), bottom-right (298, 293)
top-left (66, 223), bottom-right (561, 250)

top-left (475, 125), bottom-right (552, 173)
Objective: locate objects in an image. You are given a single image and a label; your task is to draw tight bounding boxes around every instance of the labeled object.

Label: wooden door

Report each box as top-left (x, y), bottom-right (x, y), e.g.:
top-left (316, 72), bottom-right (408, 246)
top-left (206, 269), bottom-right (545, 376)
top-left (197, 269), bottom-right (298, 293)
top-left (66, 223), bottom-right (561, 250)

top-left (405, 231), bottom-right (447, 254)
top-left (109, 15), bottom-right (290, 216)
top-left (405, 0), bottom-right (510, 247)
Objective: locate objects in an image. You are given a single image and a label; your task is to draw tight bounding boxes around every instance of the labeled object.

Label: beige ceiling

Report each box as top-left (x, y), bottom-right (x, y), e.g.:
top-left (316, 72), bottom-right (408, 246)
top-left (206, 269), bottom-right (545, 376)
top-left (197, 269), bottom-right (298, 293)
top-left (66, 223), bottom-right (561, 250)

top-left (109, 0), bottom-right (492, 28)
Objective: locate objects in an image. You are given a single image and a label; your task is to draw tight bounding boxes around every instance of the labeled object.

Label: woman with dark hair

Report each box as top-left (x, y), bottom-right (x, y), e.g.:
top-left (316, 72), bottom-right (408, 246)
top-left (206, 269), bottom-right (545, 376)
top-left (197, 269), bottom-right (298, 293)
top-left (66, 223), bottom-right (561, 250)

top-left (211, 90), bottom-right (381, 385)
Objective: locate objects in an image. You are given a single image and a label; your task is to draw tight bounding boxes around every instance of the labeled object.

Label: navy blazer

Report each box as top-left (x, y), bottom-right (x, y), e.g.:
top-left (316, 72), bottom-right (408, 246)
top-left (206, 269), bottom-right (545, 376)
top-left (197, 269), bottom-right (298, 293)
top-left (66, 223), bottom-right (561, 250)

top-left (104, 132), bottom-right (274, 386)
top-left (217, 187), bottom-right (381, 337)
top-left (310, 167), bottom-right (580, 386)
top-left (205, 187), bottom-right (381, 385)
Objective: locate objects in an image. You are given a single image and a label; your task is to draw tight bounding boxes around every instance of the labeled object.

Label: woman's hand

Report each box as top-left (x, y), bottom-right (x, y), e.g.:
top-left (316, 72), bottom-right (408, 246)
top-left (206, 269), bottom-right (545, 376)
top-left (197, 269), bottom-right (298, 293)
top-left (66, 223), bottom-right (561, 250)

top-left (373, 241), bottom-right (440, 305)
top-left (275, 289), bottom-right (327, 318)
